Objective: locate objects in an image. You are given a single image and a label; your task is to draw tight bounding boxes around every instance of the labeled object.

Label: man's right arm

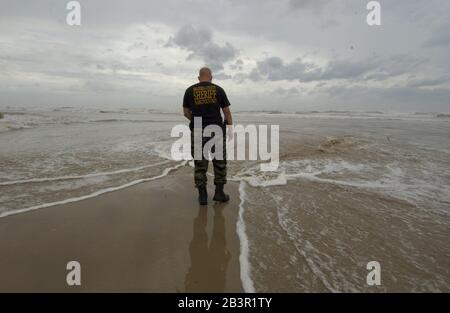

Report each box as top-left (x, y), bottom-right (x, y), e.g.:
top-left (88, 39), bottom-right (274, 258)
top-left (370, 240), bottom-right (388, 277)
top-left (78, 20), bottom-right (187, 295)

top-left (222, 106), bottom-right (234, 141)
top-left (219, 87), bottom-right (232, 125)
top-left (222, 106), bottom-right (232, 125)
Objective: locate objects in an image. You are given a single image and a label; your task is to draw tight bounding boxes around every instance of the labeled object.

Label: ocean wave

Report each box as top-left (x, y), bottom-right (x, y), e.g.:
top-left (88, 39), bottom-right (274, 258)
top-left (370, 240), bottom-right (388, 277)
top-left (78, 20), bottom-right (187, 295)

top-left (89, 118), bottom-right (181, 124)
top-left (318, 136), bottom-right (358, 153)
top-left (0, 110), bottom-right (184, 133)
top-left (236, 110), bottom-right (450, 122)
top-left (98, 109), bottom-right (164, 114)
top-left (0, 112), bottom-right (58, 132)
top-left (0, 161), bottom-right (187, 219)
top-left (235, 157), bottom-right (450, 211)
top-left (0, 120), bottom-right (32, 133)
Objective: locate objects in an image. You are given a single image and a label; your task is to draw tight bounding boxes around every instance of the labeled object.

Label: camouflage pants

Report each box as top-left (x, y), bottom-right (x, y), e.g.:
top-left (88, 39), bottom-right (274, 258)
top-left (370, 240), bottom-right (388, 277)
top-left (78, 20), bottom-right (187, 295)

top-left (191, 128), bottom-right (227, 188)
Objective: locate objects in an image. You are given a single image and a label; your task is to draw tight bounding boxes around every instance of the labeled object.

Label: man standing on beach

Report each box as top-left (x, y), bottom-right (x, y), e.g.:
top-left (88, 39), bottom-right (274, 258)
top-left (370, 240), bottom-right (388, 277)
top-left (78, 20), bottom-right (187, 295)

top-left (183, 67), bottom-right (233, 205)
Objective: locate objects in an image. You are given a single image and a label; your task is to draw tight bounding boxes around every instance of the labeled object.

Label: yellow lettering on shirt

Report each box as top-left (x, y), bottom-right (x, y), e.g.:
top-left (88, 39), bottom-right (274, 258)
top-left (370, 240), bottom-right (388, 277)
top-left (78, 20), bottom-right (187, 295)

top-left (193, 86), bottom-right (217, 105)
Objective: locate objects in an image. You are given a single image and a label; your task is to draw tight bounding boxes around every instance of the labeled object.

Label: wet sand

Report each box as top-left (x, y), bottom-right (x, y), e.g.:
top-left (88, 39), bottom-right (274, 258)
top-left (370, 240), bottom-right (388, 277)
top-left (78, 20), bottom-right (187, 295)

top-left (0, 167), bottom-right (243, 292)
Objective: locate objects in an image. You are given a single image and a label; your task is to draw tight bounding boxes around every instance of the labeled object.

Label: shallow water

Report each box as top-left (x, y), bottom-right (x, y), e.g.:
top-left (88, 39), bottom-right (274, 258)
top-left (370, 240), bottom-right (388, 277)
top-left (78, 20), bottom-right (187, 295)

top-left (233, 113), bottom-right (450, 292)
top-left (0, 107), bottom-right (449, 291)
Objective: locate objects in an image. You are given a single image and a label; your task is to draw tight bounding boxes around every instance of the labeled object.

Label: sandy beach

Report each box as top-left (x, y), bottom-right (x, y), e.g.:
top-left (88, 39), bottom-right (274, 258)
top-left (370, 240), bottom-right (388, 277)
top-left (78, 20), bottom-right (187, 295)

top-left (0, 167), bottom-right (243, 292)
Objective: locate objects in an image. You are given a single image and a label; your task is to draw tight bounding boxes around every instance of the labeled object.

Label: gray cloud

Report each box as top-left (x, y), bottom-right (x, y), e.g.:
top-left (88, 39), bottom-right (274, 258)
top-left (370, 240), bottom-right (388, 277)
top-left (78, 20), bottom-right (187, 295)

top-left (214, 72), bottom-right (233, 80)
top-left (167, 25), bottom-right (238, 72)
top-left (272, 87), bottom-right (300, 97)
top-left (83, 79), bottom-right (118, 93)
top-left (1, 0), bottom-right (450, 112)
top-left (325, 85), bottom-right (450, 112)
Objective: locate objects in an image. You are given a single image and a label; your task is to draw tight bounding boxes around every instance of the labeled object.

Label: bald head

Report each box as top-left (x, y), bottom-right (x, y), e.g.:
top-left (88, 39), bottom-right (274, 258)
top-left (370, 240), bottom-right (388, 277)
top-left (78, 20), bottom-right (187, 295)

top-left (198, 67), bottom-right (212, 82)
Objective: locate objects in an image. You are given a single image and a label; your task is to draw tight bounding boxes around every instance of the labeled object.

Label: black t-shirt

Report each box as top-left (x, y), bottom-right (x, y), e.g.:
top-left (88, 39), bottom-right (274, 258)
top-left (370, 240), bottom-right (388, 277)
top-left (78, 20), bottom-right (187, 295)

top-left (183, 81), bottom-right (230, 129)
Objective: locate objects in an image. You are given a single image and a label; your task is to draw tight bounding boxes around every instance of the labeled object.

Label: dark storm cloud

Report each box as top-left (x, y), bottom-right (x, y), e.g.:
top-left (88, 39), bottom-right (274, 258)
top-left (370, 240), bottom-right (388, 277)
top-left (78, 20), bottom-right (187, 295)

top-left (247, 57), bottom-right (313, 81)
top-left (166, 25), bottom-right (238, 72)
top-left (423, 26), bottom-right (450, 48)
top-left (229, 59), bottom-right (244, 71)
top-left (288, 0), bottom-right (328, 11)
top-left (291, 82), bottom-right (450, 112)
top-left (246, 54), bottom-right (426, 83)
top-left (407, 76), bottom-right (450, 88)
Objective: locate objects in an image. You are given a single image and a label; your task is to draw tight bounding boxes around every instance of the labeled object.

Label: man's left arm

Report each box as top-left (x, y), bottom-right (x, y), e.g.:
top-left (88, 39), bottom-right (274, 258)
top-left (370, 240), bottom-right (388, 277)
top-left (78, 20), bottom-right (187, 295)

top-left (183, 107), bottom-right (192, 121)
top-left (182, 89), bottom-right (192, 121)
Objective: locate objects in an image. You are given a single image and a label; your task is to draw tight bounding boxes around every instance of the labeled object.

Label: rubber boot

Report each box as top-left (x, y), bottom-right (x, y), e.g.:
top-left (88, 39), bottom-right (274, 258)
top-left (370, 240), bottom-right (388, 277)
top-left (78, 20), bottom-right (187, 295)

top-left (198, 186), bottom-right (208, 205)
top-left (213, 184), bottom-right (230, 202)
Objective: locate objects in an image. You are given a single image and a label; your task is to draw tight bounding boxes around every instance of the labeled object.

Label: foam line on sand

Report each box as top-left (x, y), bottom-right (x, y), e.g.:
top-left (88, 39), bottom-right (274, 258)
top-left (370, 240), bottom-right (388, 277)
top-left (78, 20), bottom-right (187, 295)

top-left (0, 161), bottom-right (186, 219)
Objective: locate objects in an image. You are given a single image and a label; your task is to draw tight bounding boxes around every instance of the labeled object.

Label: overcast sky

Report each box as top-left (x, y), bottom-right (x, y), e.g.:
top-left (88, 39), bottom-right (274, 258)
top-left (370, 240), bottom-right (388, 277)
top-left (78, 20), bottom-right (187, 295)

top-left (1, 0), bottom-right (449, 112)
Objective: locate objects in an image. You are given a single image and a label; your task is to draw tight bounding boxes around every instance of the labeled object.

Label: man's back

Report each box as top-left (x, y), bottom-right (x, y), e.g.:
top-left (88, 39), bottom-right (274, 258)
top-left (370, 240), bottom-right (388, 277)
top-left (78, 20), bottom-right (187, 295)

top-left (183, 81), bottom-right (230, 129)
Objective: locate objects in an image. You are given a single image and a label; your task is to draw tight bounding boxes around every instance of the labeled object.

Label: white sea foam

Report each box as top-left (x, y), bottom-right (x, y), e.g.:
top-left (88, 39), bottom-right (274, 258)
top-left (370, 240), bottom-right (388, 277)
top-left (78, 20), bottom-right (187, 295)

top-left (244, 172), bottom-right (287, 187)
top-left (232, 157), bottom-right (450, 211)
top-left (0, 160), bottom-right (171, 186)
top-left (236, 181), bottom-right (256, 293)
top-left (233, 159), bottom-right (366, 188)
top-left (0, 161), bottom-right (187, 218)
top-left (153, 141), bottom-right (176, 160)
top-left (285, 160), bottom-right (450, 206)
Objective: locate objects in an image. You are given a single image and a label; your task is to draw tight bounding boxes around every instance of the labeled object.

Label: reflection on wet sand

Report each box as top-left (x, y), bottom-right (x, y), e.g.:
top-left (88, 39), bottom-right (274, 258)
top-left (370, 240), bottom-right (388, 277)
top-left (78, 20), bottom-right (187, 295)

top-left (185, 204), bottom-right (231, 292)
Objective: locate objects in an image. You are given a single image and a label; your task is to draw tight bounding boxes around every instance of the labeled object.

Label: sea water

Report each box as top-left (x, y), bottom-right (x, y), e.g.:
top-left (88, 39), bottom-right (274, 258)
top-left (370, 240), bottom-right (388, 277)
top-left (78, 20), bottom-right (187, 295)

top-left (0, 106), bottom-right (449, 291)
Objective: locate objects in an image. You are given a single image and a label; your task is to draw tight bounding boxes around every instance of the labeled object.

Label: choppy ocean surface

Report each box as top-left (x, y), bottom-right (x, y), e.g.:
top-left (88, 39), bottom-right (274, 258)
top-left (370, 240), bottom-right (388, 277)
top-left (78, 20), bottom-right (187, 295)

top-left (1, 105), bottom-right (449, 292)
